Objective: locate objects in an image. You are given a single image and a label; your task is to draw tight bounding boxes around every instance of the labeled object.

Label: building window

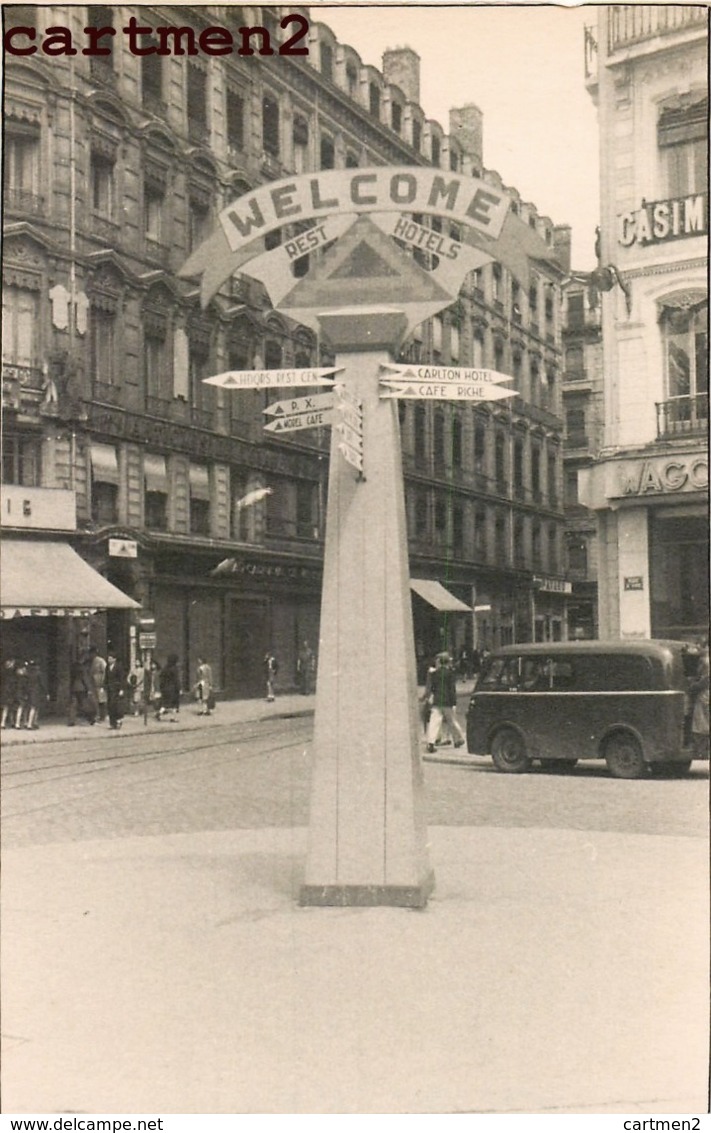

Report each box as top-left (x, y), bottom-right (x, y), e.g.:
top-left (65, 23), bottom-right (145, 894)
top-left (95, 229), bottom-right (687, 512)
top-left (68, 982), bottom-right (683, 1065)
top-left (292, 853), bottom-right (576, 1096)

top-left (144, 182), bottom-right (164, 242)
top-left (513, 519), bottom-right (525, 567)
top-left (495, 513), bottom-right (507, 562)
top-left (451, 416), bottom-right (463, 468)
top-left (474, 422), bottom-right (486, 472)
top-left (565, 345), bottom-right (584, 378)
top-left (414, 405), bottom-right (426, 459)
top-left (320, 42), bottom-right (334, 81)
top-left (531, 447), bottom-right (541, 496)
top-left (412, 119), bottom-right (421, 153)
top-left (658, 98), bottom-right (708, 198)
top-left (529, 282), bottom-right (538, 319)
top-left (434, 496), bottom-right (447, 538)
top-left (565, 468), bottom-right (579, 506)
top-left (531, 522), bottom-right (541, 568)
top-left (346, 63), bottom-right (358, 97)
top-left (548, 525), bottom-right (558, 572)
top-left (320, 135), bottom-right (335, 170)
top-left (369, 83), bottom-right (380, 118)
top-left (450, 149), bottom-right (459, 172)
top-left (144, 329), bottom-right (166, 400)
top-left (530, 359), bottom-right (540, 396)
top-left (663, 303), bottom-right (708, 410)
top-left (90, 441), bottom-right (119, 526)
top-left (474, 510), bottom-right (487, 557)
top-left (548, 453), bottom-right (558, 505)
top-left (262, 95), bottom-right (280, 157)
top-left (472, 330), bottom-right (484, 368)
top-left (293, 115), bottom-right (309, 172)
top-left (187, 62), bottom-right (208, 136)
top-left (391, 102), bottom-right (402, 134)
top-left (189, 464), bottom-right (210, 535)
top-left (226, 88), bottom-right (245, 152)
top-left (566, 407), bottom-right (587, 444)
top-left (141, 38), bottom-right (162, 105)
top-left (2, 287), bottom-right (39, 367)
top-left (296, 481), bottom-right (317, 538)
top-left (415, 489), bottom-right (428, 536)
top-left (188, 195), bottom-right (210, 253)
top-left (433, 410), bottom-right (445, 465)
top-left (2, 432), bottom-right (41, 486)
top-left (567, 539), bottom-right (587, 575)
top-left (495, 433), bottom-right (506, 487)
top-left (492, 263), bottom-right (502, 303)
top-left (545, 289), bottom-right (554, 322)
top-left (431, 136), bottom-right (440, 165)
top-left (87, 5), bottom-right (114, 71)
top-left (144, 453), bottom-right (168, 531)
top-left (493, 339), bottom-right (504, 373)
top-left (345, 151), bottom-right (359, 169)
top-left (567, 292), bottom-right (585, 329)
top-left (4, 127), bottom-right (40, 210)
top-left (453, 504), bottom-right (464, 551)
top-left (90, 151), bottom-right (114, 218)
top-left (89, 306), bottom-right (116, 385)
top-left (513, 439), bottom-right (524, 493)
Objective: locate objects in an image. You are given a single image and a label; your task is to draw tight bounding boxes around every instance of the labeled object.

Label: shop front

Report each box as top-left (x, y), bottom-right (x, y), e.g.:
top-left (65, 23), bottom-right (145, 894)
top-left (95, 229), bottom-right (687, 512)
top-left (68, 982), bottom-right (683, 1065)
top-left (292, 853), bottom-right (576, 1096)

top-left (580, 446), bottom-right (709, 640)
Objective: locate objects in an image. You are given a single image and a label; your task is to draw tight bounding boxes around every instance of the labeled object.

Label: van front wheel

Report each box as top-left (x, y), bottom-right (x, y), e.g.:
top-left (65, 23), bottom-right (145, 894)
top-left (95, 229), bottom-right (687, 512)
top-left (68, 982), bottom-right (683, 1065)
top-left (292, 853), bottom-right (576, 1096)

top-left (491, 728), bottom-right (531, 774)
top-left (604, 733), bottom-right (646, 779)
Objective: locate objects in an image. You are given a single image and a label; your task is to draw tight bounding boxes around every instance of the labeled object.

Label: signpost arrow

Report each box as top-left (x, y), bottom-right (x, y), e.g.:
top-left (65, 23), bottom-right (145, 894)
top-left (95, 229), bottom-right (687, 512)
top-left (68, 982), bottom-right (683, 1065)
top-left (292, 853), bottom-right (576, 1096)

top-left (380, 362), bottom-right (513, 385)
top-left (264, 391), bottom-right (335, 417)
top-left (379, 381), bottom-right (517, 401)
top-left (338, 440), bottom-right (364, 472)
top-left (204, 366), bottom-right (342, 389)
top-left (264, 409), bottom-right (334, 433)
top-left (334, 420), bottom-right (363, 451)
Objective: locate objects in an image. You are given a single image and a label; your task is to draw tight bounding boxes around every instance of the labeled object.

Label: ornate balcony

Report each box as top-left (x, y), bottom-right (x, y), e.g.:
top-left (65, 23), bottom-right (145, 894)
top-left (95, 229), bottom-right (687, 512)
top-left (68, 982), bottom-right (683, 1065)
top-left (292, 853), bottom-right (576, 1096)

top-left (656, 394), bottom-right (708, 438)
top-left (3, 189), bottom-right (46, 217)
top-left (608, 5), bottom-right (706, 52)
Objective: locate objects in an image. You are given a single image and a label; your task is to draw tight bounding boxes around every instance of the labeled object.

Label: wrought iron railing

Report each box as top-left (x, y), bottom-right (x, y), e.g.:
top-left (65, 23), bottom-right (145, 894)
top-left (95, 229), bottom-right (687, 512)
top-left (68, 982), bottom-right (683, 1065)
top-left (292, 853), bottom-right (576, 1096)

top-left (608, 5), bottom-right (706, 52)
top-left (656, 394), bottom-right (708, 438)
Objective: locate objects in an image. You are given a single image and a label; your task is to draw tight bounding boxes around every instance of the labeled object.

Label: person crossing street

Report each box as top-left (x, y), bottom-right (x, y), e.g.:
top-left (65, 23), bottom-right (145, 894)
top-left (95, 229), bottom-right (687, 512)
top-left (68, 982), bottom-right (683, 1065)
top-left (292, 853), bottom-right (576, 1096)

top-left (424, 651), bottom-right (465, 754)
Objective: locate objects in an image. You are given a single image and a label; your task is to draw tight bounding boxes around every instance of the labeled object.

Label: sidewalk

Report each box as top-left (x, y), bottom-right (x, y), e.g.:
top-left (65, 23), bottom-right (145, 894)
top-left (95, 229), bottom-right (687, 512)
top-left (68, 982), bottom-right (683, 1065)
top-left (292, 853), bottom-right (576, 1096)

top-left (0, 690), bottom-right (316, 747)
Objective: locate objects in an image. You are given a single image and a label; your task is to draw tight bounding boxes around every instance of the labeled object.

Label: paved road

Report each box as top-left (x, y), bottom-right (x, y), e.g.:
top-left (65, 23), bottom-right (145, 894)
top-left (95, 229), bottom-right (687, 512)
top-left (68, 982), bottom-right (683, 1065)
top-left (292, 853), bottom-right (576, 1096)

top-left (3, 715), bottom-right (707, 848)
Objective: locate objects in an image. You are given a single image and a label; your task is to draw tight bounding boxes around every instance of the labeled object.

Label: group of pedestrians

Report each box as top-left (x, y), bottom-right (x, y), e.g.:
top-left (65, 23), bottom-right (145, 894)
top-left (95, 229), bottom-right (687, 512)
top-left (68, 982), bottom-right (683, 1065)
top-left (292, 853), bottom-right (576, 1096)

top-left (1, 658), bottom-right (47, 730)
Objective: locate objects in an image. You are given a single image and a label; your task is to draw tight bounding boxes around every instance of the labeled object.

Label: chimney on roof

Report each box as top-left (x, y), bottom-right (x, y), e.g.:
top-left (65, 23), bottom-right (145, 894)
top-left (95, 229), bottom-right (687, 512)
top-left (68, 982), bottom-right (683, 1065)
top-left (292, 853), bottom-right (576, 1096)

top-left (449, 104), bottom-right (484, 171)
top-left (382, 47), bottom-right (420, 104)
top-left (553, 224), bottom-right (572, 273)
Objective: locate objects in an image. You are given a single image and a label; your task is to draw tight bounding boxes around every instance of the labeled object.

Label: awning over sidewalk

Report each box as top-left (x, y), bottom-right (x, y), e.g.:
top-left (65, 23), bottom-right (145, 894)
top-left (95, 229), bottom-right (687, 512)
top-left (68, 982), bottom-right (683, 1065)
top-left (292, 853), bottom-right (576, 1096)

top-left (0, 540), bottom-right (140, 617)
top-left (410, 579), bottom-right (471, 612)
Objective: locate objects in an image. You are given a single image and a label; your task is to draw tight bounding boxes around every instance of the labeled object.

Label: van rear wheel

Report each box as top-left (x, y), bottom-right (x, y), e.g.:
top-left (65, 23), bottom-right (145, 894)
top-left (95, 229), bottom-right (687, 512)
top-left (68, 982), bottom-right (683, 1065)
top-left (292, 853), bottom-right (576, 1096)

top-left (491, 727), bottom-right (531, 774)
top-left (604, 733), bottom-right (646, 779)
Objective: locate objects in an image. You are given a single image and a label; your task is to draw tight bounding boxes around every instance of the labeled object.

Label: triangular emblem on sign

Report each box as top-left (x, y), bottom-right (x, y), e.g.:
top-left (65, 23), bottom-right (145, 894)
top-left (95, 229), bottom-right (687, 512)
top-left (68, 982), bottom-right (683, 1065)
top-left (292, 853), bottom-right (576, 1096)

top-left (330, 241), bottom-right (399, 279)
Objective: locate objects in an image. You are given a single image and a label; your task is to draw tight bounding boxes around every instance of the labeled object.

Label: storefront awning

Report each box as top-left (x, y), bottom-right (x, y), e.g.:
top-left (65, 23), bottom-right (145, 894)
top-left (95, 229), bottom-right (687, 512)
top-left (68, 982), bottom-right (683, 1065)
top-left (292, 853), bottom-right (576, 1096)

top-left (410, 579), bottom-right (471, 612)
top-left (0, 540), bottom-right (140, 617)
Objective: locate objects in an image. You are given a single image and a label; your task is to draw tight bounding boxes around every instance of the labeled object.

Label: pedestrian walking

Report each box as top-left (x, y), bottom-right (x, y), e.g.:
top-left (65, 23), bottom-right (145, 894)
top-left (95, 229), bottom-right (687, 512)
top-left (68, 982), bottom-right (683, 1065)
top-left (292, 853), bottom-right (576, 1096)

top-left (195, 656), bottom-right (214, 716)
top-left (128, 658), bottom-right (145, 716)
top-left (158, 654), bottom-right (181, 721)
top-left (1, 659), bottom-right (17, 729)
top-left (424, 651), bottom-right (466, 754)
top-left (88, 646), bottom-right (107, 721)
top-left (12, 661), bottom-right (30, 729)
top-left (689, 643), bottom-right (709, 759)
top-left (67, 657), bottom-right (94, 726)
top-left (297, 639), bottom-right (315, 695)
top-left (25, 660), bottom-right (47, 729)
top-left (104, 649), bottom-right (126, 730)
top-left (264, 650), bottom-right (278, 702)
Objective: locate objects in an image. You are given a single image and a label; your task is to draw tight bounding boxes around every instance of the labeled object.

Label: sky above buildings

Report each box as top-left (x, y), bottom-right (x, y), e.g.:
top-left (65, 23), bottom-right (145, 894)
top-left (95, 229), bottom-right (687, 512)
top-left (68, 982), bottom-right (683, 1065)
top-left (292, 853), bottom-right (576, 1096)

top-left (317, 3), bottom-right (602, 269)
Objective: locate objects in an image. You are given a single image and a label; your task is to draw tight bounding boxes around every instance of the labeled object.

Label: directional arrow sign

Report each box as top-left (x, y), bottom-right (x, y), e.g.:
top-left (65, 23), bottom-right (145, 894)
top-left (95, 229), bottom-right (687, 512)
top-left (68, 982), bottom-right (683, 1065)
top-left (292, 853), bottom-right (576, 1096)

top-left (379, 380), bottom-right (517, 402)
top-left (204, 366), bottom-right (342, 389)
top-left (264, 409), bottom-right (334, 433)
top-left (338, 441), bottom-right (363, 472)
top-left (334, 420), bottom-right (363, 451)
top-left (380, 362), bottom-right (513, 385)
top-left (264, 391), bottom-right (335, 417)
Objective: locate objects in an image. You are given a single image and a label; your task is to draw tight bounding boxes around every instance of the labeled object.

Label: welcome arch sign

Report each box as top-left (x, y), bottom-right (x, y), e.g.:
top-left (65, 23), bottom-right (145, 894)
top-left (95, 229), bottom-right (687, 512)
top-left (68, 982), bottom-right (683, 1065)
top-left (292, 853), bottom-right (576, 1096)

top-left (181, 168), bottom-right (513, 908)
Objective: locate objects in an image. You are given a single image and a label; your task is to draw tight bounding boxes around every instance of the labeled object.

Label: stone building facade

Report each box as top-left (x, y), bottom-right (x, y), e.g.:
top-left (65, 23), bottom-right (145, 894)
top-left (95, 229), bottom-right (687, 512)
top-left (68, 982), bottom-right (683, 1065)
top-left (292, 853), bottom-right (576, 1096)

top-left (2, 4), bottom-right (570, 703)
top-left (580, 5), bottom-right (708, 641)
